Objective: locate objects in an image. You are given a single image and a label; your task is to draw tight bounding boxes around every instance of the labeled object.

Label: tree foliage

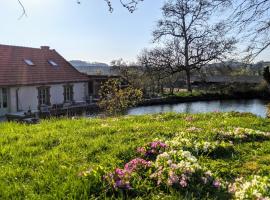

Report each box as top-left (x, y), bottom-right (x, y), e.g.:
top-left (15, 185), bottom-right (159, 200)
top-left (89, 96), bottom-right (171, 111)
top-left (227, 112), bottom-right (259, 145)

top-left (98, 79), bottom-right (143, 115)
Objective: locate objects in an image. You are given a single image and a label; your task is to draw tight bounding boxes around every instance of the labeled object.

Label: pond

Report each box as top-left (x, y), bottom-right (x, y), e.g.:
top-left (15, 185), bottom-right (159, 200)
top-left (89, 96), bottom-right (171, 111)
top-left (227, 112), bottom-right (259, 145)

top-left (127, 99), bottom-right (270, 117)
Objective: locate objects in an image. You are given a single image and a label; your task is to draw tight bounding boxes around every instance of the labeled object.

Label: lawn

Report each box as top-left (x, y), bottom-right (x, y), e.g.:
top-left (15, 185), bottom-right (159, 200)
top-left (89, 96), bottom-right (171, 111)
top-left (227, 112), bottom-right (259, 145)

top-left (0, 112), bottom-right (269, 199)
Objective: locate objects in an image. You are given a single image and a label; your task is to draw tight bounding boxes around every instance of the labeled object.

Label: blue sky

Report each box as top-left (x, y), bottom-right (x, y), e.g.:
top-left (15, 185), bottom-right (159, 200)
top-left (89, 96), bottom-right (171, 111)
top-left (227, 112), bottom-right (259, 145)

top-left (0, 0), bottom-right (164, 64)
top-left (0, 0), bottom-right (269, 64)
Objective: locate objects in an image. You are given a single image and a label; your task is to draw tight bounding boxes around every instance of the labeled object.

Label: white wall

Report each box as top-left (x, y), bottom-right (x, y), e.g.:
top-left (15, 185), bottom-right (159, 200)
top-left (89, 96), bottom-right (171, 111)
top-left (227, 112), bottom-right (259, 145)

top-left (8, 82), bottom-right (88, 113)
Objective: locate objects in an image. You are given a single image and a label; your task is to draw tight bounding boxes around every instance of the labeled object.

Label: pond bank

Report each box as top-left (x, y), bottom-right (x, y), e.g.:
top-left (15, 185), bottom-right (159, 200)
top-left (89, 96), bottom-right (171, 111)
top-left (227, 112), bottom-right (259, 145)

top-left (139, 91), bottom-right (270, 106)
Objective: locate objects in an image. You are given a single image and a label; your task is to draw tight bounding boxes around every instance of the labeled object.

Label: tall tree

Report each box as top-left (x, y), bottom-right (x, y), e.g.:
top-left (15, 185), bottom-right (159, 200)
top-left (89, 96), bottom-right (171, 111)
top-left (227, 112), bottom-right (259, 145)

top-left (153, 0), bottom-right (235, 92)
top-left (230, 0), bottom-right (270, 60)
top-left (138, 47), bottom-right (174, 94)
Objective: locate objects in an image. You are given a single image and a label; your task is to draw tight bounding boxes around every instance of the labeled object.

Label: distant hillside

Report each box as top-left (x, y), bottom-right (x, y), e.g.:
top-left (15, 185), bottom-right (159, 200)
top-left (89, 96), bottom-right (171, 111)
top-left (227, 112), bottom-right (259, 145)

top-left (201, 60), bottom-right (270, 76)
top-left (70, 60), bottom-right (118, 76)
top-left (70, 60), bottom-right (109, 68)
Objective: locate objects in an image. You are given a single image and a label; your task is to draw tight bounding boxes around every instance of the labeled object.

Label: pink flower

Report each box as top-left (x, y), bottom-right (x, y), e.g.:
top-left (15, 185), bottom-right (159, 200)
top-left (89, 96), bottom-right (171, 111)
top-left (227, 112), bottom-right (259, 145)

top-left (180, 179), bottom-right (188, 188)
top-left (213, 180), bottom-right (221, 188)
top-left (115, 168), bottom-right (125, 177)
top-left (168, 171), bottom-right (179, 184)
top-left (124, 158), bottom-right (151, 172)
top-left (137, 147), bottom-right (146, 154)
top-left (150, 141), bottom-right (167, 149)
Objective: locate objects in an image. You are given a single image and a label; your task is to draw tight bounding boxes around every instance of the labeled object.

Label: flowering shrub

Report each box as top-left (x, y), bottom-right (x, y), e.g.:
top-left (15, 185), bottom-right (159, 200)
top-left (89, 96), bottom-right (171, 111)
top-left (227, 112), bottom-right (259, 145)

top-left (150, 149), bottom-right (223, 192)
top-left (82, 138), bottom-right (239, 198)
top-left (194, 140), bottom-right (234, 157)
top-left (166, 136), bottom-right (234, 157)
top-left (124, 158), bottom-right (152, 173)
top-left (218, 127), bottom-right (270, 142)
top-left (151, 150), bottom-right (200, 186)
top-left (137, 141), bottom-right (167, 159)
top-left (98, 79), bottom-right (143, 116)
top-left (103, 158), bottom-right (152, 191)
top-left (229, 175), bottom-right (270, 200)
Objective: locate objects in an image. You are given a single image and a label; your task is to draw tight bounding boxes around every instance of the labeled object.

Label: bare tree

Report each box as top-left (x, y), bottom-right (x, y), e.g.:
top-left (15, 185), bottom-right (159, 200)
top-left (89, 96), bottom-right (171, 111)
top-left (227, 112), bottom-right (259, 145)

top-left (138, 47), bottom-right (177, 94)
top-left (152, 0), bottom-right (235, 92)
top-left (85, 0), bottom-right (144, 12)
top-left (111, 58), bottom-right (145, 89)
top-left (17, 0), bottom-right (144, 18)
top-left (230, 0), bottom-right (270, 60)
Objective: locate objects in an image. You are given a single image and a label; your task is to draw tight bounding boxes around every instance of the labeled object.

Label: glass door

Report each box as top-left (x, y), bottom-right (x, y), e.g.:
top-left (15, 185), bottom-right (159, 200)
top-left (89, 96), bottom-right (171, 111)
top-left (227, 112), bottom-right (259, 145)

top-left (0, 88), bottom-right (9, 116)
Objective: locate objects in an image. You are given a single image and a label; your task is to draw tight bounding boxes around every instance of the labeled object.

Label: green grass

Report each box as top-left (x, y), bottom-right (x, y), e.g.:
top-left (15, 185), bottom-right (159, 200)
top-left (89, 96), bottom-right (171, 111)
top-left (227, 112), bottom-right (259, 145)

top-left (0, 112), bottom-right (269, 199)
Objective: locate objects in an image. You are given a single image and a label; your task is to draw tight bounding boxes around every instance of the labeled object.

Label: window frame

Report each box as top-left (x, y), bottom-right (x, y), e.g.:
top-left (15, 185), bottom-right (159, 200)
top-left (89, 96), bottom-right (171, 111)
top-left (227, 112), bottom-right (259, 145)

top-left (37, 86), bottom-right (51, 106)
top-left (48, 60), bottom-right (58, 67)
top-left (63, 84), bottom-right (74, 103)
top-left (24, 59), bottom-right (35, 66)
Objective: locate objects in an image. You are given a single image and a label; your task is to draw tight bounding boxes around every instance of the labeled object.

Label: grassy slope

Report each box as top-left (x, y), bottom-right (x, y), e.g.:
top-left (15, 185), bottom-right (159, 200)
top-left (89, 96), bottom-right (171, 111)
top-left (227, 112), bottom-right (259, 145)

top-left (0, 112), bottom-right (269, 199)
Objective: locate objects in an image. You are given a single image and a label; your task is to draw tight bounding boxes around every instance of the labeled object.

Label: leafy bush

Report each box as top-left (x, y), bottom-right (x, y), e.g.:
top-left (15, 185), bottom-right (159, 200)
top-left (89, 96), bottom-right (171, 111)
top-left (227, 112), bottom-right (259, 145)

top-left (98, 79), bottom-right (143, 116)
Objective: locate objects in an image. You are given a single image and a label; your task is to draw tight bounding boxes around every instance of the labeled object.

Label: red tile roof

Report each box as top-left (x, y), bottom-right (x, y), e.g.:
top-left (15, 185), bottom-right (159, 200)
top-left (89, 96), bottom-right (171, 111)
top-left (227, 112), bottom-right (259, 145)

top-left (0, 44), bottom-right (89, 86)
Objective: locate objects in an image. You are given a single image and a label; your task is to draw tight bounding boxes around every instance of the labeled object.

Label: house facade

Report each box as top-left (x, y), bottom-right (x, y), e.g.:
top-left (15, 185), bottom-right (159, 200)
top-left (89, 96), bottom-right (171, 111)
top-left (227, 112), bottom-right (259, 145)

top-left (0, 44), bottom-right (89, 116)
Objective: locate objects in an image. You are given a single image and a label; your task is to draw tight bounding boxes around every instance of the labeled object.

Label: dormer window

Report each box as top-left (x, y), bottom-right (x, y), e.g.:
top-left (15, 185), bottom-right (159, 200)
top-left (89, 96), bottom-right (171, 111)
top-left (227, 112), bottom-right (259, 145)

top-left (48, 60), bottom-right (58, 67)
top-left (24, 59), bottom-right (34, 66)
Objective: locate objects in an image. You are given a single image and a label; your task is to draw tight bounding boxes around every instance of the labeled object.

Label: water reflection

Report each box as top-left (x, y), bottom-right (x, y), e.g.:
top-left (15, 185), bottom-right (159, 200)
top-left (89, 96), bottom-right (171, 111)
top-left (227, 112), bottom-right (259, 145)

top-left (128, 99), bottom-right (269, 117)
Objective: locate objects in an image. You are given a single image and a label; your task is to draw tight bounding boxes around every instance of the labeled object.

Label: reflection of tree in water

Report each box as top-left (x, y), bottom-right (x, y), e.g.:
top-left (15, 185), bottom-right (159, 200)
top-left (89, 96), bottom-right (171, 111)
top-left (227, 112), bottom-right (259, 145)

top-left (184, 103), bottom-right (193, 113)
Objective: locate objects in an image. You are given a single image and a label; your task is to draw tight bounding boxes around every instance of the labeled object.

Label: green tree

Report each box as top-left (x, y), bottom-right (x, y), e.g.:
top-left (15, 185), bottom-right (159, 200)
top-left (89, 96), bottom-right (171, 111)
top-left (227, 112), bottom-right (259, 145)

top-left (98, 79), bottom-right (143, 116)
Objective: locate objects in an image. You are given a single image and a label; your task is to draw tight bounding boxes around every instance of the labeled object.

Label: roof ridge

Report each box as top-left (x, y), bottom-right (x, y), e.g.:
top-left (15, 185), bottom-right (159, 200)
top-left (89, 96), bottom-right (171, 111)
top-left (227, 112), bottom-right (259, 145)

top-left (0, 44), bottom-right (48, 51)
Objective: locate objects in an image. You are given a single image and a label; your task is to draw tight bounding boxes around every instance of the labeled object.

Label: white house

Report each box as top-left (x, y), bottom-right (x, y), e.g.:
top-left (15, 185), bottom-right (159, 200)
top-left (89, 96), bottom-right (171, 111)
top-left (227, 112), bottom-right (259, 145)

top-left (0, 44), bottom-right (89, 116)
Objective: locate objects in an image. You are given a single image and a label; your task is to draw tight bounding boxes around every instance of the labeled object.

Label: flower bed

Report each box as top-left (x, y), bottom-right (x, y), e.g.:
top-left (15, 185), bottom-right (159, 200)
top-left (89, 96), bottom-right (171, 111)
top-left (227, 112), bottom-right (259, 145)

top-left (76, 121), bottom-right (270, 199)
top-left (217, 127), bottom-right (270, 142)
top-left (96, 141), bottom-right (228, 198)
top-left (229, 175), bottom-right (270, 200)
top-left (166, 136), bottom-right (234, 157)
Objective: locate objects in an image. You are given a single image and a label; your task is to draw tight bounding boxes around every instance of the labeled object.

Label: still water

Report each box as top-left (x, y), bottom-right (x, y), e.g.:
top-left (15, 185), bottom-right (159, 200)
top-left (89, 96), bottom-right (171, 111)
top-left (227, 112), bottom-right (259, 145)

top-left (128, 99), bottom-right (269, 117)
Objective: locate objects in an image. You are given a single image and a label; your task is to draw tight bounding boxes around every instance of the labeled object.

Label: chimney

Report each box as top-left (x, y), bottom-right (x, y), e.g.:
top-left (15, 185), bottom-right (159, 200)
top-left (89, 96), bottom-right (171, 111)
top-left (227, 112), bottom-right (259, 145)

top-left (40, 46), bottom-right (50, 50)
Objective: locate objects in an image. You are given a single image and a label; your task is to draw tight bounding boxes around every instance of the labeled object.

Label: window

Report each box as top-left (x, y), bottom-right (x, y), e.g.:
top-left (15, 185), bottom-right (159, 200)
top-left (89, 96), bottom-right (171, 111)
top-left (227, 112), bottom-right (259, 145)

top-left (48, 60), bottom-right (58, 67)
top-left (24, 59), bottom-right (34, 66)
top-left (38, 87), bottom-right (50, 106)
top-left (88, 81), bottom-right (94, 95)
top-left (63, 85), bottom-right (73, 102)
top-left (2, 88), bottom-right (8, 108)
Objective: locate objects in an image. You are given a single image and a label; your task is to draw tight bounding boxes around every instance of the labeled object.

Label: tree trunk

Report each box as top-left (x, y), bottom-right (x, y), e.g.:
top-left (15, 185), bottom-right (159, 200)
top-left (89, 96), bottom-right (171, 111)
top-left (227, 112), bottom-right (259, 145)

top-left (170, 86), bottom-right (174, 95)
top-left (186, 70), bottom-right (192, 92)
top-left (160, 84), bottom-right (164, 94)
